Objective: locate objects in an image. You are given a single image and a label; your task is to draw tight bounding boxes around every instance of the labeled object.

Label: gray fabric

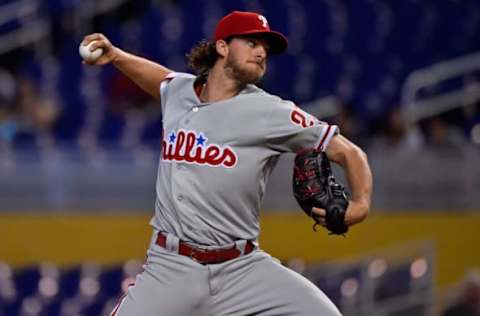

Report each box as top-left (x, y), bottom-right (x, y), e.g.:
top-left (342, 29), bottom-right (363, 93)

top-left (150, 72), bottom-right (338, 246)
top-left (114, 72), bottom-right (342, 316)
top-left (113, 233), bottom-right (341, 316)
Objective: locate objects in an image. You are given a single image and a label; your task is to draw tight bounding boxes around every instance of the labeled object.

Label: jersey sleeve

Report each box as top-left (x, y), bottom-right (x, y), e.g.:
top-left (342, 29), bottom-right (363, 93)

top-left (159, 72), bottom-right (183, 113)
top-left (265, 100), bottom-right (339, 153)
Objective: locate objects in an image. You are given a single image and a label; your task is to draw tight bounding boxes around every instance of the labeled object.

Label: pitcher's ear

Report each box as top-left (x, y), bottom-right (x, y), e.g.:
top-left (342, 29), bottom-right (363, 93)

top-left (215, 39), bottom-right (229, 58)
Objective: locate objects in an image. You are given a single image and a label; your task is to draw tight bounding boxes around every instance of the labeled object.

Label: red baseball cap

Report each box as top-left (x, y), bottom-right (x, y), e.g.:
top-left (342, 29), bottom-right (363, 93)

top-left (214, 11), bottom-right (288, 54)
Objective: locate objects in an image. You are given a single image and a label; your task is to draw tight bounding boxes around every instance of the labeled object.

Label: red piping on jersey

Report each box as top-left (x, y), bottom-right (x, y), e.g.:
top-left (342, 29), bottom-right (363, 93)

top-left (110, 283), bottom-right (134, 316)
top-left (317, 125), bottom-right (332, 151)
top-left (110, 294), bottom-right (127, 316)
top-left (161, 73), bottom-right (175, 84)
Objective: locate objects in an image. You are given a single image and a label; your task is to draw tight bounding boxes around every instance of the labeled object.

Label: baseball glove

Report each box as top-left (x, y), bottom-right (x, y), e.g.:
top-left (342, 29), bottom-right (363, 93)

top-left (292, 149), bottom-right (349, 235)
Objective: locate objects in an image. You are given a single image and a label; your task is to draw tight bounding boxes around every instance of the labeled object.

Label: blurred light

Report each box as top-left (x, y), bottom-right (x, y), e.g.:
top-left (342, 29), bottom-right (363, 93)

top-left (465, 270), bottom-right (480, 286)
top-left (368, 258), bottom-right (388, 279)
top-left (22, 297), bottom-right (42, 315)
top-left (341, 277), bottom-right (359, 297)
top-left (39, 262), bottom-right (59, 278)
top-left (60, 299), bottom-right (80, 315)
top-left (0, 280), bottom-right (17, 302)
top-left (0, 262), bottom-right (16, 302)
top-left (81, 262), bottom-right (101, 278)
top-left (123, 259), bottom-right (142, 277)
top-left (0, 262), bottom-right (12, 279)
top-left (470, 123), bottom-right (480, 144)
top-left (38, 277), bottom-right (59, 298)
top-left (80, 277), bottom-right (100, 296)
top-left (410, 257), bottom-right (428, 279)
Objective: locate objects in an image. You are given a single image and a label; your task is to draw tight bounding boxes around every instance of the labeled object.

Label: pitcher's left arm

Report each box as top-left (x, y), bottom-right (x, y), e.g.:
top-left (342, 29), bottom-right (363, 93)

top-left (313, 134), bottom-right (373, 227)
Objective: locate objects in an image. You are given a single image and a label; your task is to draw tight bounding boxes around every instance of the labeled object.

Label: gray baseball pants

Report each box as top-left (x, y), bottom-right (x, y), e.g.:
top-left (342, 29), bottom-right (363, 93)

top-left (111, 232), bottom-right (341, 316)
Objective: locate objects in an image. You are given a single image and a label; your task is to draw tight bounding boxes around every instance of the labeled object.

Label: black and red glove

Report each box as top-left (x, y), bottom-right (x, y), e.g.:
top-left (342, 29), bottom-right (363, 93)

top-left (292, 149), bottom-right (349, 235)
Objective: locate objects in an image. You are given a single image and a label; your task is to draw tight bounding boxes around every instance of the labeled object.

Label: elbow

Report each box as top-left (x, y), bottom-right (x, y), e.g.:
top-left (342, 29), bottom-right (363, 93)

top-left (346, 202), bottom-right (369, 226)
top-left (357, 205), bottom-right (370, 223)
top-left (350, 144), bottom-right (368, 164)
top-left (338, 142), bottom-right (368, 167)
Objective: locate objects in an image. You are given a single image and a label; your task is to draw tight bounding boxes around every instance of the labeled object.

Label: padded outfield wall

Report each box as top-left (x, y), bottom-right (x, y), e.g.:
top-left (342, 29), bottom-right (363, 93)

top-left (1, 212), bottom-right (479, 290)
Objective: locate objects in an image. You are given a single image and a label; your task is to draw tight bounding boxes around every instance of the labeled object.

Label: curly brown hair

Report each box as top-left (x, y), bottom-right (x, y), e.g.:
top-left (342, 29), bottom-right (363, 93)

top-left (186, 40), bottom-right (219, 77)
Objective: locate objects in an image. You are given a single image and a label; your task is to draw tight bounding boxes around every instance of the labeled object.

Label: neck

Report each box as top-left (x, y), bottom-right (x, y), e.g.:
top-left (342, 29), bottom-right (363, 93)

top-left (199, 63), bottom-right (246, 103)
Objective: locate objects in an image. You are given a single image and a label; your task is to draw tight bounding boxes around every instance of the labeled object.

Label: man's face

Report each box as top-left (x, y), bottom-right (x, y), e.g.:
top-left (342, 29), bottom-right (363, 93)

top-left (223, 36), bottom-right (269, 85)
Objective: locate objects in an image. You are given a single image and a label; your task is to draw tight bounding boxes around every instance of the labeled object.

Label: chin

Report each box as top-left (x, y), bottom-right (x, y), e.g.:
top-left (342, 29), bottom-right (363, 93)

top-left (228, 63), bottom-right (265, 85)
top-left (247, 67), bottom-right (265, 81)
top-left (257, 69), bottom-right (266, 78)
top-left (245, 72), bottom-right (263, 84)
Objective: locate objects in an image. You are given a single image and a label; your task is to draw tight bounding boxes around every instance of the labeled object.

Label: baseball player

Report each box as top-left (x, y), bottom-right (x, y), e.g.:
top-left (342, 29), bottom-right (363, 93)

top-left (82, 11), bottom-right (372, 316)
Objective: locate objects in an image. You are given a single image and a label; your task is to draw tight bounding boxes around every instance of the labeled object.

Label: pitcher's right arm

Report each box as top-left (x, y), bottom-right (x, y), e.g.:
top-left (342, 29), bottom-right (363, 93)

top-left (81, 33), bottom-right (172, 101)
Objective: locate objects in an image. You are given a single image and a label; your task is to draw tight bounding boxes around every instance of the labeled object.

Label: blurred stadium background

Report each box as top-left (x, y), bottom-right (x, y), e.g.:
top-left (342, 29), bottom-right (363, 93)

top-left (1, 0), bottom-right (480, 315)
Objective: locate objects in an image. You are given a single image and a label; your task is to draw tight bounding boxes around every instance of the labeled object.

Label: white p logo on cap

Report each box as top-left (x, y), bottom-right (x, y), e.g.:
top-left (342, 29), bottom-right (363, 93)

top-left (214, 11), bottom-right (288, 54)
top-left (258, 15), bottom-right (268, 28)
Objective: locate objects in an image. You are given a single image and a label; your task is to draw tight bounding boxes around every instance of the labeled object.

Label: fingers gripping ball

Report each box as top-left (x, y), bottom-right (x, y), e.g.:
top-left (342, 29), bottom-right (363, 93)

top-left (79, 40), bottom-right (103, 62)
top-left (292, 149), bottom-right (349, 235)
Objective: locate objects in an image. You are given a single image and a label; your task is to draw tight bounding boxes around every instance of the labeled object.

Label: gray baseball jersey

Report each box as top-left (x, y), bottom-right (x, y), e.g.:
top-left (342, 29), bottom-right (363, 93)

top-left (112, 72), bottom-right (342, 316)
top-left (150, 72), bottom-right (338, 246)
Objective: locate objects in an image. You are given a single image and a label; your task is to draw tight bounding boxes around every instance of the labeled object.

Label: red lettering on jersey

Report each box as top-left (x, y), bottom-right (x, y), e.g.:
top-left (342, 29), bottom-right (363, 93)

top-left (290, 107), bottom-right (316, 128)
top-left (161, 130), bottom-right (238, 168)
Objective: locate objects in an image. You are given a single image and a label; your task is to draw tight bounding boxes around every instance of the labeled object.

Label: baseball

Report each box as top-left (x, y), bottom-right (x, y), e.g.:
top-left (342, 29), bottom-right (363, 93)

top-left (79, 40), bottom-right (103, 62)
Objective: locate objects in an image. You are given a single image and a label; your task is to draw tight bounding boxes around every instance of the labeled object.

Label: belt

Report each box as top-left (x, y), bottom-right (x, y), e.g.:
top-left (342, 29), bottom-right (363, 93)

top-left (155, 233), bottom-right (255, 265)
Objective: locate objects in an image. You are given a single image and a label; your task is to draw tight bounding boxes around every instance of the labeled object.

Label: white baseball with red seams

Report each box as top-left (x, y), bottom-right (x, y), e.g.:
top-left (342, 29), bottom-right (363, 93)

top-left (78, 40), bottom-right (103, 62)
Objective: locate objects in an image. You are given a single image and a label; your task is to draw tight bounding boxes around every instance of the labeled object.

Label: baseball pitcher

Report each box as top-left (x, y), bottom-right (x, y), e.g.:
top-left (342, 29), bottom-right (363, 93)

top-left (81, 11), bottom-right (373, 316)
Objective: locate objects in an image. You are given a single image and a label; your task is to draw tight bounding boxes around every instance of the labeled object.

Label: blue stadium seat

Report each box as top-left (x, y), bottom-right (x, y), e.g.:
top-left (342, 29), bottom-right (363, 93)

top-left (3, 0), bottom-right (478, 148)
top-left (59, 266), bottom-right (81, 299)
top-left (99, 266), bottom-right (124, 299)
top-left (14, 266), bottom-right (41, 299)
top-left (374, 263), bottom-right (412, 301)
top-left (0, 300), bottom-right (21, 316)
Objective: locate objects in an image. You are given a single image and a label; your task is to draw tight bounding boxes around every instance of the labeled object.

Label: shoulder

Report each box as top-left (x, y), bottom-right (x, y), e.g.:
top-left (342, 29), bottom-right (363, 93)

top-left (161, 72), bottom-right (195, 94)
top-left (163, 71), bottom-right (196, 84)
top-left (240, 85), bottom-right (291, 110)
